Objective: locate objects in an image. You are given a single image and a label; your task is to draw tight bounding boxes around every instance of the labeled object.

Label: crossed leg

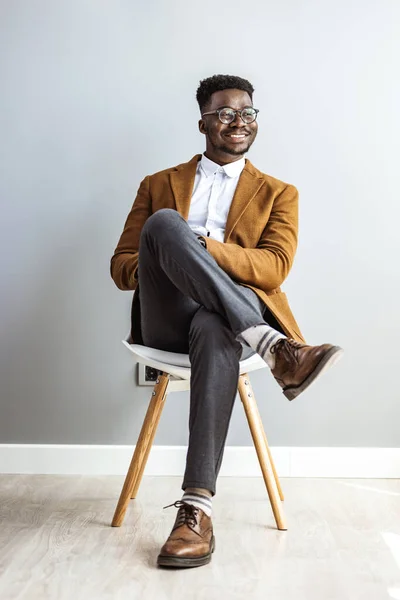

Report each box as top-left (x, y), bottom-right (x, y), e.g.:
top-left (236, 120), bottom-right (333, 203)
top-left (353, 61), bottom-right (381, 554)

top-left (137, 209), bottom-right (276, 494)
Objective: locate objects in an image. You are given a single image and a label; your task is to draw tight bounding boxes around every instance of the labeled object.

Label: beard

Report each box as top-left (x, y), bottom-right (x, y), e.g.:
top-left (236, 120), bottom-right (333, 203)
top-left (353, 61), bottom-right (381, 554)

top-left (210, 136), bottom-right (254, 156)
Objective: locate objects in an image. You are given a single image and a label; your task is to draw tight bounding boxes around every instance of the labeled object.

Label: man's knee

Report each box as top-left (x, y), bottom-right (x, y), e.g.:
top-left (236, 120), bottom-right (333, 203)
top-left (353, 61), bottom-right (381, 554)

top-left (142, 208), bottom-right (182, 236)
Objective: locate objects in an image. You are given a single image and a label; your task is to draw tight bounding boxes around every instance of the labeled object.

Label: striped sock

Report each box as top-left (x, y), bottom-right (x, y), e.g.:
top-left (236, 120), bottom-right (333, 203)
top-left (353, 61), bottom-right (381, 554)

top-left (181, 488), bottom-right (212, 517)
top-left (239, 324), bottom-right (286, 369)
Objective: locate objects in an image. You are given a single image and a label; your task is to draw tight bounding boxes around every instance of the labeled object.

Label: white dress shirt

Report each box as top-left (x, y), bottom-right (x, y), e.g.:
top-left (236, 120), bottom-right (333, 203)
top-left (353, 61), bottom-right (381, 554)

top-left (187, 153), bottom-right (245, 243)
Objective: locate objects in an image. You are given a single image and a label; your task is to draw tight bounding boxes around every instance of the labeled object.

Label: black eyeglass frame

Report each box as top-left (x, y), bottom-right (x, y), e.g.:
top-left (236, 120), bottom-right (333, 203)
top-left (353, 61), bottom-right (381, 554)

top-left (201, 107), bottom-right (259, 124)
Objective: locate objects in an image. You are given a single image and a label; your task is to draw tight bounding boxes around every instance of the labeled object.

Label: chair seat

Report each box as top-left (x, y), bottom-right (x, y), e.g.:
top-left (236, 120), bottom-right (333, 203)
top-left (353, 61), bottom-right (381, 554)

top-left (123, 341), bottom-right (267, 379)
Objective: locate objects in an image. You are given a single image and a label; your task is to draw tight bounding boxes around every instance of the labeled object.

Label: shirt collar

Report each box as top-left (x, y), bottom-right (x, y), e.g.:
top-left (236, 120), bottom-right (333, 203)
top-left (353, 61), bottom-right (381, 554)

top-left (199, 153), bottom-right (245, 179)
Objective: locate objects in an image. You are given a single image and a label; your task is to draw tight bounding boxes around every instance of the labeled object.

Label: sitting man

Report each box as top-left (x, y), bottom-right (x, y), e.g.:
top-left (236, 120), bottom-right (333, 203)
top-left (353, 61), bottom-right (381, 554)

top-left (110, 74), bottom-right (343, 569)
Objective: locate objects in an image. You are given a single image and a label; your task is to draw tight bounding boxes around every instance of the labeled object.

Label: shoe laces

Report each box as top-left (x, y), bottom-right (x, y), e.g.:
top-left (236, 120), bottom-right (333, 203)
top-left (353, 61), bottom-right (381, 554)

top-left (271, 337), bottom-right (304, 367)
top-left (163, 500), bottom-right (200, 530)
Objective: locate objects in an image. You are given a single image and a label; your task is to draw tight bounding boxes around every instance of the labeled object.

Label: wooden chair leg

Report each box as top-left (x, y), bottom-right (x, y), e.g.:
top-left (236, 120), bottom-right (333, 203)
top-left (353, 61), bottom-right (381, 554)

top-left (238, 373), bottom-right (287, 531)
top-left (254, 407), bottom-right (284, 501)
top-left (130, 375), bottom-right (169, 499)
top-left (111, 372), bottom-right (170, 527)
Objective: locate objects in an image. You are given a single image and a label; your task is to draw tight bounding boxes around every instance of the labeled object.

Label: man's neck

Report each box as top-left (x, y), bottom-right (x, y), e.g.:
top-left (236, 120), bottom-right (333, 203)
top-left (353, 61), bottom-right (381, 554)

top-left (203, 150), bottom-right (245, 166)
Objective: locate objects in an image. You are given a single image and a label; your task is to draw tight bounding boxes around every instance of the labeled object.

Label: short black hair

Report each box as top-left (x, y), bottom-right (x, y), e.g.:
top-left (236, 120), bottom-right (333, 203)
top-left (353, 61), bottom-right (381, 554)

top-left (196, 74), bottom-right (254, 113)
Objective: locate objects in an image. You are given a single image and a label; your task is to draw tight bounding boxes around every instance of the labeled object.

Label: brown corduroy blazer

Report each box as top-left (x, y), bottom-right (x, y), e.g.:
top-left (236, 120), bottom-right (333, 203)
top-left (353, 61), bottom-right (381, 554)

top-left (111, 154), bottom-right (305, 344)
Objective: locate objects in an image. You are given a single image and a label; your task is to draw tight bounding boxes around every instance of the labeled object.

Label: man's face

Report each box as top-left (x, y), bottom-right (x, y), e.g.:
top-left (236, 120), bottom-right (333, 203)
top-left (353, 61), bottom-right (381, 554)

top-left (199, 88), bottom-right (258, 164)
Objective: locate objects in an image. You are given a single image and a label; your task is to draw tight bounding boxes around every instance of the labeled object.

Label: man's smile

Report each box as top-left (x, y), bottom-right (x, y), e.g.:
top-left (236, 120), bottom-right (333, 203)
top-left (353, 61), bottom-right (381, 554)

top-left (223, 132), bottom-right (250, 142)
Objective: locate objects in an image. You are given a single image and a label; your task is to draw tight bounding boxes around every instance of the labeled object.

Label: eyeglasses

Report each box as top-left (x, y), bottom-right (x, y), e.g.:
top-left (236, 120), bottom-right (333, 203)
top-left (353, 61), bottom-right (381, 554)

top-left (201, 107), bottom-right (259, 124)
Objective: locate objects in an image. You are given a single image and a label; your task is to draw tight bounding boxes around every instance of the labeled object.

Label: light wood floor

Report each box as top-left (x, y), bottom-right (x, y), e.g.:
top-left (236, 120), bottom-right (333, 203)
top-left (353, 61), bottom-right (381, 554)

top-left (0, 475), bottom-right (399, 600)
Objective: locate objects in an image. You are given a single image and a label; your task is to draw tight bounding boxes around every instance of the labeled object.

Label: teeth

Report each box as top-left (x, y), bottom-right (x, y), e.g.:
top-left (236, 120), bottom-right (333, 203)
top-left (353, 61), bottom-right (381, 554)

top-left (229, 135), bottom-right (245, 138)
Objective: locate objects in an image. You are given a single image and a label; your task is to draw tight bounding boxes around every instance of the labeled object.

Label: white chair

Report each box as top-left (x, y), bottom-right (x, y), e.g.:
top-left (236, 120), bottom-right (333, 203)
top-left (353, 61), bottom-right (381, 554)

top-left (111, 333), bottom-right (287, 530)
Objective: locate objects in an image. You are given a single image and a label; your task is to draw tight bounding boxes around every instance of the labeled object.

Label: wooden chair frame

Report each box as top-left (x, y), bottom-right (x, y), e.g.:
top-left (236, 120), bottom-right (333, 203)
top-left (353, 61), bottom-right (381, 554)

top-left (112, 357), bottom-right (287, 531)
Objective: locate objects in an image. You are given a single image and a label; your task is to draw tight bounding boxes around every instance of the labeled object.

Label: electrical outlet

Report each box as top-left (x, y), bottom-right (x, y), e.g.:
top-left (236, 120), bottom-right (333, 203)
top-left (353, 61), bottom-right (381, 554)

top-left (137, 363), bottom-right (162, 386)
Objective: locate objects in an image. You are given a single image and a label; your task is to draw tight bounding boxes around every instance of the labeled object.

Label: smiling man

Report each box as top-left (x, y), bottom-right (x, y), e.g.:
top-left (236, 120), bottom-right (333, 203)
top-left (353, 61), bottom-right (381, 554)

top-left (110, 74), bottom-right (343, 569)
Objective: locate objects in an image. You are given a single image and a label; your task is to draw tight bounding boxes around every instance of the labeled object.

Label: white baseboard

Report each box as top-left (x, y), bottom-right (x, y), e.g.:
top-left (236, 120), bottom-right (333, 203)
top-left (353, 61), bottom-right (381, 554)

top-left (0, 445), bottom-right (399, 478)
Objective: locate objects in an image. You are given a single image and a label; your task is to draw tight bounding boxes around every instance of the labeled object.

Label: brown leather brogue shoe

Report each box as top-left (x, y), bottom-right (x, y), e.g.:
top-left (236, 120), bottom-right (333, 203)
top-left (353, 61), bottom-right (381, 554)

top-left (157, 500), bottom-right (215, 568)
top-left (271, 338), bottom-right (344, 401)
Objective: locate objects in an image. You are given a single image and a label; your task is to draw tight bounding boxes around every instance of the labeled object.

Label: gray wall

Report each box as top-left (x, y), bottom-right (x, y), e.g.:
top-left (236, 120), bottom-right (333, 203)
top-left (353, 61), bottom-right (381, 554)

top-left (1, 0), bottom-right (399, 447)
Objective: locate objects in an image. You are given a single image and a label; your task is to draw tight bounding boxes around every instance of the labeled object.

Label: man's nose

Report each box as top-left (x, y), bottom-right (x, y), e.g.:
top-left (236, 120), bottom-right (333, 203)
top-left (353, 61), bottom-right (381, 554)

top-left (230, 112), bottom-right (245, 127)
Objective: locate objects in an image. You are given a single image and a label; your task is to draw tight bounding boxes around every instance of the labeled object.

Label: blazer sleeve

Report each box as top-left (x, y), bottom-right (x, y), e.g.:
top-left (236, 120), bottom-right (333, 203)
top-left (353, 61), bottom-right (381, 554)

top-left (110, 176), bottom-right (152, 290)
top-left (203, 184), bottom-right (299, 293)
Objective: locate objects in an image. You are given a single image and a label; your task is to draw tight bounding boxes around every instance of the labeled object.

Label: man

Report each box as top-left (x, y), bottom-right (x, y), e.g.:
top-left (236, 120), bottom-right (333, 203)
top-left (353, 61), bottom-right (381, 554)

top-left (110, 74), bottom-right (343, 568)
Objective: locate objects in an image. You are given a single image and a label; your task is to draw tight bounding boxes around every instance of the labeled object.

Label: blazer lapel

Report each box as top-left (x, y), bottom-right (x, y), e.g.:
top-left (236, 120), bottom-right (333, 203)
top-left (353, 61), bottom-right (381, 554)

top-left (169, 155), bottom-right (264, 241)
top-left (169, 155), bottom-right (201, 220)
top-left (224, 160), bottom-right (265, 242)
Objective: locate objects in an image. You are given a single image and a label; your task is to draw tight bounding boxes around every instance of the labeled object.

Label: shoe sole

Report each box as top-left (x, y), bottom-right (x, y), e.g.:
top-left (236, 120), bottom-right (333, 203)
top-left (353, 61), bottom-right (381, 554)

top-left (157, 535), bottom-right (216, 568)
top-left (283, 346), bottom-right (344, 401)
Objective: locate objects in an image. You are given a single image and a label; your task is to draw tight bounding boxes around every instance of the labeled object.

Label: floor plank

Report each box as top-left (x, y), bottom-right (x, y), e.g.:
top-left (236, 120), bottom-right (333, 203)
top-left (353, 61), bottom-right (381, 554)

top-left (0, 475), bottom-right (399, 600)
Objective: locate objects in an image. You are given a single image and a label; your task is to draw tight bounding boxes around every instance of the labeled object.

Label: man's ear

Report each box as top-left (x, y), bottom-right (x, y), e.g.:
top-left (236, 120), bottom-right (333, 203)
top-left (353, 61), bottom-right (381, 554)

top-left (198, 119), bottom-right (207, 135)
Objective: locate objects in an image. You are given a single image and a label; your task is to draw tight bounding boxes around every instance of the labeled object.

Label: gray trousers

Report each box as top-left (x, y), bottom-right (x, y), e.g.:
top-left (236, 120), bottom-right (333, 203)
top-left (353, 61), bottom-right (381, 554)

top-left (137, 209), bottom-right (271, 496)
